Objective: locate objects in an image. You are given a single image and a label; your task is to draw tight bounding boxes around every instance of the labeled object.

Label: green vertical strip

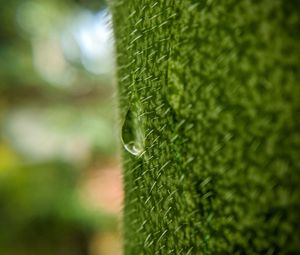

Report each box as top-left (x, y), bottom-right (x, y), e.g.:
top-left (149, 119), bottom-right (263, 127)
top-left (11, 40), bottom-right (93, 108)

top-left (110, 0), bottom-right (300, 254)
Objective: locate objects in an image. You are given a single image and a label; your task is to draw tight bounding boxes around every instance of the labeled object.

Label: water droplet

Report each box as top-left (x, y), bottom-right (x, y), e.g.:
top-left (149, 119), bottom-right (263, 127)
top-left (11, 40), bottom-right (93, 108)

top-left (121, 105), bottom-right (144, 156)
top-left (123, 141), bottom-right (143, 156)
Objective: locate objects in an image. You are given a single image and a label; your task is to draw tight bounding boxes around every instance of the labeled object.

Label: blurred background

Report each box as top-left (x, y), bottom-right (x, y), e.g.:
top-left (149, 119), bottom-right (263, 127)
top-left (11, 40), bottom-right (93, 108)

top-left (0, 0), bottom-right (123, 254)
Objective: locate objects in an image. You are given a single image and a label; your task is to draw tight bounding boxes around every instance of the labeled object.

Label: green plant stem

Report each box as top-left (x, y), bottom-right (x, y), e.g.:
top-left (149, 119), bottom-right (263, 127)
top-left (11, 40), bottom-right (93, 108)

top-left (111, 1), bottom-right (300, 254)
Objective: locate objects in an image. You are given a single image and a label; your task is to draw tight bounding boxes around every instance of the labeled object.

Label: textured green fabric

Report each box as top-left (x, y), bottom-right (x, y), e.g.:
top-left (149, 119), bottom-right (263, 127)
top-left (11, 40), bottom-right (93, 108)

top-left (110, 1), bottom-right (300, 254)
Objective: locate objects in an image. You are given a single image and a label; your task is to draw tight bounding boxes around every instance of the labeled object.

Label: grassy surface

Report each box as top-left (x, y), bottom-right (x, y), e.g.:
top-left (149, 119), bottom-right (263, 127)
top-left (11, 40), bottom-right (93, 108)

top-left (111, 1), bottom-right (300, 254)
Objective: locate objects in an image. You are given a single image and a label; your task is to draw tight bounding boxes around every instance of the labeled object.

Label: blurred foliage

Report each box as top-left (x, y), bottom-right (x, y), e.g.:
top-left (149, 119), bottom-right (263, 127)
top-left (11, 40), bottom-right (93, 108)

top-left (0, 0), bottom-right (118, 254)
top-left (0, 161), bottom-right (116, 255)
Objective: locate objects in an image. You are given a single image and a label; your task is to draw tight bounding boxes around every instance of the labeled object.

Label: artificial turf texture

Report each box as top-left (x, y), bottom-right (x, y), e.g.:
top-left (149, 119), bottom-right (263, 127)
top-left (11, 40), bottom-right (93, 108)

top-left (110, 0), bottom-right (300, 254)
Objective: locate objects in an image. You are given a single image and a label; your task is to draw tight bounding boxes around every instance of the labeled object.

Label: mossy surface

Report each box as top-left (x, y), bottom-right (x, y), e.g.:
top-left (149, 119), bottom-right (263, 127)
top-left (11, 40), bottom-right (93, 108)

top-left (110, 1), bottom-right (300, 254)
